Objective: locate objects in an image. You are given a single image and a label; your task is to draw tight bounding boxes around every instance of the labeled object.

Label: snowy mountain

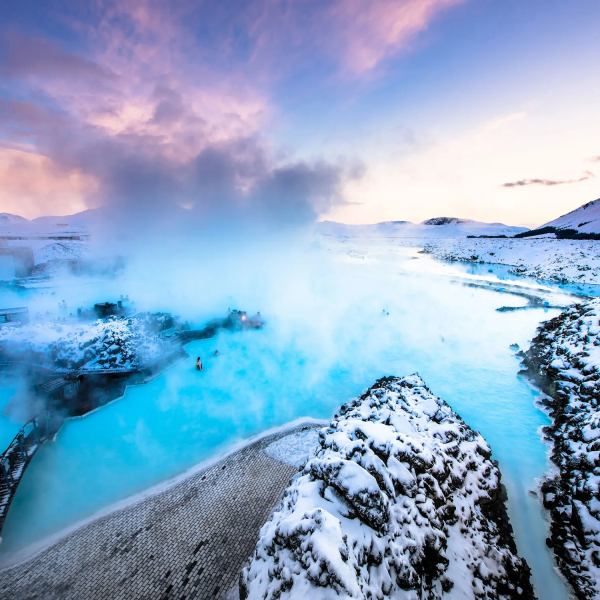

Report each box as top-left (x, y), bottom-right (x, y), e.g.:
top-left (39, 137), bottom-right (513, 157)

top-left (30, 208), bottom-right (101, 230)
top-left (0, 209), bottom-right (100, 235)
top-left (317, 217), bottom-right (528, 238)
top-left (539, 198), bottom-right (600, 234)
top-left (0, 213), bottom-right (30, 226)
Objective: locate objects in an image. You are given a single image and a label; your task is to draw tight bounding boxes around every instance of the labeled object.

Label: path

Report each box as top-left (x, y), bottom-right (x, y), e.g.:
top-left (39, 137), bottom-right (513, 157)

top-left (0, 425), bottom-right (317, 600)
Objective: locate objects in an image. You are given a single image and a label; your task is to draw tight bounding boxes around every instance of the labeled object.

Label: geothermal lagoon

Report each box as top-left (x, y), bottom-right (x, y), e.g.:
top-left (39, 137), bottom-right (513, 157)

top-left (0, 244), bottom-right (578, 598)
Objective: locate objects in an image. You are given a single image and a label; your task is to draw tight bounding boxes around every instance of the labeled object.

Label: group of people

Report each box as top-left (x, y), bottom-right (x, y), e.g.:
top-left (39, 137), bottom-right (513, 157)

top-left (196, 350), bottom-right (218, 371)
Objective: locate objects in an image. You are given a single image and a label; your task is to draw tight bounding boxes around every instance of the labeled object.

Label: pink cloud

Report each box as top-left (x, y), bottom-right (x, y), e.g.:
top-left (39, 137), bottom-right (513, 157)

top-left (329, 0), bottom-right (472, 73)
top-left (0, 148), bottom-right (96, 219)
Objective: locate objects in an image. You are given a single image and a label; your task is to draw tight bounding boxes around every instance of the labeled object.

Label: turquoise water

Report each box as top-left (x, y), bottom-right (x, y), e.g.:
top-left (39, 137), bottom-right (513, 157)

top-left (0, 378), bottom-right (23, 448)
top-left (452, 260), bottom-right (600, 297)
top-left (0, 249), bottom-right (570, 597)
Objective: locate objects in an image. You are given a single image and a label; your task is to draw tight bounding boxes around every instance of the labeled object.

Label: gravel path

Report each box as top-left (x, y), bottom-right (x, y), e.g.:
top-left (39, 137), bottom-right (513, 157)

top-left (0, 424), bottom-right (319, 600)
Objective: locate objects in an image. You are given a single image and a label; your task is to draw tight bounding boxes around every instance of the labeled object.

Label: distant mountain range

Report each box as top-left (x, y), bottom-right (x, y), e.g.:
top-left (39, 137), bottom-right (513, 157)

top-left (3, 198), bottom-right (600, 239)
top-left (0, 209), bottom-right (101, 233)
top-left (317, 217), bottom-right (528, 238)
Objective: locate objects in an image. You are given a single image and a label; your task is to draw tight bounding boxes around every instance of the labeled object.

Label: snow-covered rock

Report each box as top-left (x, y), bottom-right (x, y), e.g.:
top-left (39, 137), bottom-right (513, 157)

top-left (520, 300), bottom-right (600, 599)
top-left (0, 313), bottom-right (178, 371)
top-left (417, 237), bottom-right (600, 285)
top-left (317, 219), bottom-right (528, 239)
top-left (241, 375), bottom-right (534, 600)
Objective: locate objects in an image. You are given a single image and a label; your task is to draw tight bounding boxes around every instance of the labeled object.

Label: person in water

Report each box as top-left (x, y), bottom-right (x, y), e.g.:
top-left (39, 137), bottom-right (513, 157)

top-left (214, 350), bottom-right (219, 356)
top-left (196, 357), bottom-right (202, 371)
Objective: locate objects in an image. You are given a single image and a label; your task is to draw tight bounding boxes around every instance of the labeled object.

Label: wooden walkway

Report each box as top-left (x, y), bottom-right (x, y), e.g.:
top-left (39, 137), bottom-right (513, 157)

top-left (0, 412), bottom-right (62, 535)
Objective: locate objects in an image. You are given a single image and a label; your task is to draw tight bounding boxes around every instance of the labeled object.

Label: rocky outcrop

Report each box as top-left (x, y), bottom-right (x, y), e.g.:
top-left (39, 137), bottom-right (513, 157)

top-left (520, 299), bottom-right (600, 599)
top-left (240, 375), bottom-right (534, 599)
top-left (0, 312), bottom-right (179, 370)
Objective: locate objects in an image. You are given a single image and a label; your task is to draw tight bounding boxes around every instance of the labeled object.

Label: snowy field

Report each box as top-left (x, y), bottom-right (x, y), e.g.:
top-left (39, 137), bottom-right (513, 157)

top-left (413, 237), bottom-right (600, 286)
top-left (0, 241), bottom-right (574, 599)
top-left (1, 238), bottom-right (87, 265)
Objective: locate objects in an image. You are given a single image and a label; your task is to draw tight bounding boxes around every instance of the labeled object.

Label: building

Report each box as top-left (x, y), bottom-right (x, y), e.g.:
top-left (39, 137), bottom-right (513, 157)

top-left (0, 307), bottom-right (30, 327)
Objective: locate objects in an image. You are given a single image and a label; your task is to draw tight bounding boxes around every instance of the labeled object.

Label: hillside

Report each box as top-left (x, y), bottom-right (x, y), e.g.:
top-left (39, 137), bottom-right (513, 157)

top-left (0, 209), bottom-right (98, 235)
top-left (539, 198), bottom-right (600, 234)
top-left (0, 213), bottom-right (30, 226)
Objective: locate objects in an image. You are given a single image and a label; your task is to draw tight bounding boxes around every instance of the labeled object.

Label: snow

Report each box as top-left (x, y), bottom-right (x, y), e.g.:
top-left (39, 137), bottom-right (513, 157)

top-left (0, 213), bottom-right (30, 226)
top-left (0, 210), bottom-right (90, 270)
top-left (416, 237), bottom-right (600, 285)
top-left (266, 428), bottom-right (320, 468)
top-left (540, 198), bottom-right (600, 234)
top-left (0, 313), bottom-right (177, 371)
top-left (522, 298), bottom-right (600, 598)
top-left (241, 375), bottom-right (534, 600)
top-left (317, 218), bottom-right (528, 239)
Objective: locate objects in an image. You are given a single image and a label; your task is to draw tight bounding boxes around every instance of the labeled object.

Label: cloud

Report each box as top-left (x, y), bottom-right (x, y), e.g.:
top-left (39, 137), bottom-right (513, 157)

top-left (328, 0), bottom-right (472, 74)
top-left (0, 86), bottom-right (358, 237)
top-left (482, 112), bottom-right (527, 134)
top-left (0, 31), bottom-right (117, 84)
top-left (0, 147), bottom-right (95, 219)
top-left (501, 172), bottom-right (594, 188)
top-left (0, 0), bottom-right (379, 231)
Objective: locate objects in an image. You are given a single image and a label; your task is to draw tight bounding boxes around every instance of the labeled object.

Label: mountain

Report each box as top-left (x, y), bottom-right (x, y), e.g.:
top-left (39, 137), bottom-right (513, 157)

top-left (0, 208), bottom-right (103, 234)
top-left (317, 218), bottom-right (528, 238)
top-left (539, 198), bottom-right (600, 234)
top-left (0, 213), bottom-right (30, 226)
top-left (31, 208), bottom-right (101, 230)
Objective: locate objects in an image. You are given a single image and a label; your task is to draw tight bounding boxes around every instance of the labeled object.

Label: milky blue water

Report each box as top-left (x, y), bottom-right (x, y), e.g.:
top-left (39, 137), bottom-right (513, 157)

top-left (450, 259), bottom-right (600, 297)
top-left (0, 247), bottom-right (571, 597)
top-left (0, 378), bottom-right (22, 448)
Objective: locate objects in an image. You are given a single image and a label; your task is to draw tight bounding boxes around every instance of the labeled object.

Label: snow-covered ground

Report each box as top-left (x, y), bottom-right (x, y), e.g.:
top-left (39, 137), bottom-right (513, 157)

top-left (265, 428), bottom-right (320, 468)
top-left (241, 375), bottom-right (534, 600)
top-left (521, 299), bottom-right (600, 599)
top-left (415, 237), bottom-right (600, 285)
top-left (0, 313), bottom-right (177, 371)
top-left (0, 211), bottom-right (90, 273)
top-left (2, 238), bottom-right (87, 265)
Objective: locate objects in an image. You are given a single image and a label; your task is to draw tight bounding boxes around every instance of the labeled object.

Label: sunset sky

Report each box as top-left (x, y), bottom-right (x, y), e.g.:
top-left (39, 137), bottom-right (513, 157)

top-left (1, 0), bottom-right (599, 227)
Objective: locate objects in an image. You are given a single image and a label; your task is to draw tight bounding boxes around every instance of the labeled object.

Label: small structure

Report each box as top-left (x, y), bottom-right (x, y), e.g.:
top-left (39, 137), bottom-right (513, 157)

top-left (36, 376), bottom-right (82, 404)
top-left (0, 247), bottom-right (34, 278)
top-left (228, 309), bottom-right (264, 330)
top-left (93, 302), bottom-right (120, 318)
top-left (0, 307), bottom-right (29, 327)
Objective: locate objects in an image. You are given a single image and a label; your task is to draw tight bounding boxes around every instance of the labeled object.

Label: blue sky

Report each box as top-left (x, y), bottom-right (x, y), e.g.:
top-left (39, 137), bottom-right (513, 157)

top-left (0, 0), bottom-right (598, 227)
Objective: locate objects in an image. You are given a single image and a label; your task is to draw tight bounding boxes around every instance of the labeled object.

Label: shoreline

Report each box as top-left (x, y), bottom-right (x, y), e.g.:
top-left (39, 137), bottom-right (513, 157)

top-left (519, 300), bottom-right (600, 599)
top-left (0, 416), bottom-right (328, 572)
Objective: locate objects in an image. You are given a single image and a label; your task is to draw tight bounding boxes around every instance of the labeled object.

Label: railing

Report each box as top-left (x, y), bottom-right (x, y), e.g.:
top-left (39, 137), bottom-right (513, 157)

top-left (0, 412), bottom-right (52, 492)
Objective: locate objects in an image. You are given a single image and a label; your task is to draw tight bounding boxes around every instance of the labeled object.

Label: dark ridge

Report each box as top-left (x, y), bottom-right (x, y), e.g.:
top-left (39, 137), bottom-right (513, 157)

top-left (514, 227), bottom-right (600, 240)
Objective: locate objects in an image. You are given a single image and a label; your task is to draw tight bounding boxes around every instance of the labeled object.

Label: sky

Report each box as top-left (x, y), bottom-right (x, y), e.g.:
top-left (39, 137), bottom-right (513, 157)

top-left (0, 0), bottom-right (599, 227)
